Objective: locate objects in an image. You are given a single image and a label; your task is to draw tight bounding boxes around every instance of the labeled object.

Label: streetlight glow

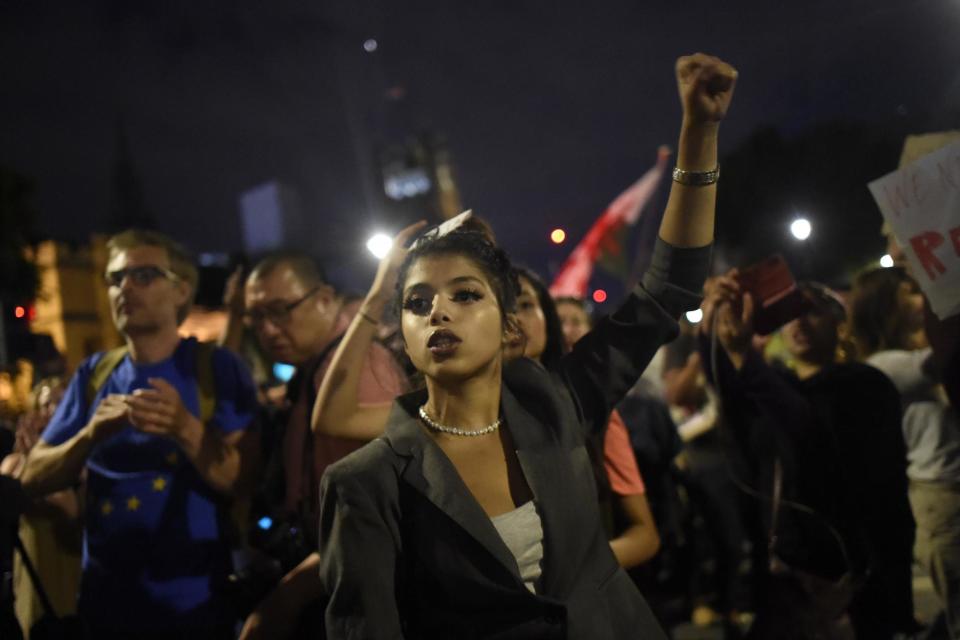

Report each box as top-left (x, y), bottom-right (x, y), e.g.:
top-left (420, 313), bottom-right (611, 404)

top-left (879, 254), bottom-right (894, 268)
top-left (550, 228), bottom-right (566, 244)
top-left (366, 233), bottom-right (393, 259)
top-left (790, 218), bottom-right (812, 241)
top-left (685, 308), bottom-right (704, 324)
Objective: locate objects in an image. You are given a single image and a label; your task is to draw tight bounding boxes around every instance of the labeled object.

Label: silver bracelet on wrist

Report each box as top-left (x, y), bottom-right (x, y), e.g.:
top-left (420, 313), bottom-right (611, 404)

top-left (672, 165), bottom-right (720, 186)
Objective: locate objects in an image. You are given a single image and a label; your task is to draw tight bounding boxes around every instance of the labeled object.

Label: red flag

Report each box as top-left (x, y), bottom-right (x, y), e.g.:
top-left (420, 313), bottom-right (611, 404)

top-left (550, 146), bottom-right (670, 297)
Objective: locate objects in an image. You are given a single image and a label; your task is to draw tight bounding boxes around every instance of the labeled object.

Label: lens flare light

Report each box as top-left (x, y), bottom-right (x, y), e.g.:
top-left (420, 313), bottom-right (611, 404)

top-left (367, 233), bottom-right (393, 259)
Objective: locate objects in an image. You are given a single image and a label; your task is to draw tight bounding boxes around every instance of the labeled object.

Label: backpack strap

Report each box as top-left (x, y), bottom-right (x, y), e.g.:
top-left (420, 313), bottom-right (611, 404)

top-left (85, 346), bottom-right (129, 407)
top-left (85, 342), bottom-right (218, 425)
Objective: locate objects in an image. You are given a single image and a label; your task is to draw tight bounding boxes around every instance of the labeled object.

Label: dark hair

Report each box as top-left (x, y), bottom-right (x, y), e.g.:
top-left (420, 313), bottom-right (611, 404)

top-left (553, 296), bottom-right (593, 331)
top-left (249, 252), bottom-right (329, 290)
top-left (394, 230), bottom-right (519, 324)
top-left (849, 266), bottom-right (918, 356)
top-left (458, 215), bottom-right (497, 243)
top-left (798, 282), bottom-right (846, 323)
top-left (515, 267), bottom-right (565, 369)
top-left (554, 296), bottom-right (588, 314)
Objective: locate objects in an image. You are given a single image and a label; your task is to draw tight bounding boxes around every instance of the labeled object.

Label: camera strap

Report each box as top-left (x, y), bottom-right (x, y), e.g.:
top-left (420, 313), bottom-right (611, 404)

top-left (13, 533), bottom-right (57, 618)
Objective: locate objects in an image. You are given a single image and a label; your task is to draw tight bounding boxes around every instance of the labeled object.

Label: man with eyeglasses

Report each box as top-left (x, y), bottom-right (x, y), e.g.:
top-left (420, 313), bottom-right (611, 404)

top-left (236, 253), bottom-right (406, 639)
top-left (21, 229), bottom-right (258, 639)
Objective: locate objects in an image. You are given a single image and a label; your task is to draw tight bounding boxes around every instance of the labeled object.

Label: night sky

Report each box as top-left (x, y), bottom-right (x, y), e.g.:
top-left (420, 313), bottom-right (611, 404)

top-left (2, 0), bottom-right (958, 291)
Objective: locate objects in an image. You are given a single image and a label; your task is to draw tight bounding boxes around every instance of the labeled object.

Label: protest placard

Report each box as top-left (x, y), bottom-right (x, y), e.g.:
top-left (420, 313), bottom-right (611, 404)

top-left (868, 135), bottom-right (960, 319)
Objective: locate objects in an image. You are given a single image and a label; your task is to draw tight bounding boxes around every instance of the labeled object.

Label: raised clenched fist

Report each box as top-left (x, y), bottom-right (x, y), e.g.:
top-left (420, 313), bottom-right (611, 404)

top-left (676, 53), bottom-right (737, 126)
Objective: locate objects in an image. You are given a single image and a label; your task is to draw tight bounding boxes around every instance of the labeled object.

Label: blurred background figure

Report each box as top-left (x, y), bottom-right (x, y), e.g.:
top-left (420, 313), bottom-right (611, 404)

top-left (661, 317), bottom-right (753, 635)
top-left (514, 272), bottom-right (661, 571)
top-left (851, 266), bottom-right (960, 640)
top-left (1, 376), bottom-right (82, 640)
top-left (700, 272), bottom-right (917, 639)
top-left (237, 250), bottom-right (409, 639)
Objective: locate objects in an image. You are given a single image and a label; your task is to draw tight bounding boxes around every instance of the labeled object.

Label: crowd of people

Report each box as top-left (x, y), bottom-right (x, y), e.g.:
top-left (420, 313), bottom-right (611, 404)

top-left (1, 52), bottom-right (957, 640)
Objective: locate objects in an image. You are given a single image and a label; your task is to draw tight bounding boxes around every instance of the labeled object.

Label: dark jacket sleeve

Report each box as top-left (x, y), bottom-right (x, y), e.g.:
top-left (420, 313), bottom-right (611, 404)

top-left (557, 239), bottom-right (711, 439)
top-left (318, 460), bottom-right (404, 640)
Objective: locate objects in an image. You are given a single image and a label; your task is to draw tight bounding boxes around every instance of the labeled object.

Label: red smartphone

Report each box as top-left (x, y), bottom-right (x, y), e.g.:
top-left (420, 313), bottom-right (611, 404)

top-left (733, 255), bottom-right (809, 335)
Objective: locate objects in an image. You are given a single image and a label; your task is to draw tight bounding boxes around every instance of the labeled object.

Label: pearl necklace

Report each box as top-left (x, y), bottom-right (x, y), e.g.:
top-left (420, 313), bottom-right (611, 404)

top-left (418, 406), bottom-right (501, 437)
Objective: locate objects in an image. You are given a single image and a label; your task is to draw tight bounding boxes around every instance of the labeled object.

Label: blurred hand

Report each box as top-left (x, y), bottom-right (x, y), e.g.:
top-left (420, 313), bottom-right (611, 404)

top-left (700, 271), bottom-right (739, 333)
top-left (0, 452), bottom-right (25, 478)
top-left (701, 270), bottom-right (754, 358)
top-left (14, 411), bottom-right (44, 454)
top-left (368, 220), bottom-right (428, 306)
top-left (125, 378), bottom-right (197, 443)
top-left (716, 293), bottom-right (755, 357)
top-left (238, 595), bottom-right (297, 640)
top-left (223, 265), bottom-right (246, 314)
top-left (676, 53), bottom-right (738, 127)
top-left (88, 393), bottom-right (131, 443)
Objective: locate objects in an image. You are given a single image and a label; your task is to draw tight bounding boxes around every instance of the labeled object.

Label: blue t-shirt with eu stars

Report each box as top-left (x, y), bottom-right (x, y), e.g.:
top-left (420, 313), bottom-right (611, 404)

top-left (42, 337), bottom-right (256, 631)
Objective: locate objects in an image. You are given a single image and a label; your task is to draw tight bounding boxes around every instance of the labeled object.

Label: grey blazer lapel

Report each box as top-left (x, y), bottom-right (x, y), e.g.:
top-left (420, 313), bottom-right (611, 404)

top-left (383, 394), bottom-right (524, 585)
top-left (499, 386), bottom-right (570, 596)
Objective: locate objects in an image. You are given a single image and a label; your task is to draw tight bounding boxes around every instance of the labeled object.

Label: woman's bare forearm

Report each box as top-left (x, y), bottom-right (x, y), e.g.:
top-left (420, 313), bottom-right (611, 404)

top-left (658, 122), bottom-right (719, 249)
top-left (659, 54), bottom-right (737, 249)
top-left (312, 295), bottom-right (391, 439)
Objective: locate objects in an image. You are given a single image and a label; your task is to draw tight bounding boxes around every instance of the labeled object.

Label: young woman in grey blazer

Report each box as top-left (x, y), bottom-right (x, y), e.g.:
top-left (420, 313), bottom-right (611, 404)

top-left (318, 53), bottom-right (737, 639)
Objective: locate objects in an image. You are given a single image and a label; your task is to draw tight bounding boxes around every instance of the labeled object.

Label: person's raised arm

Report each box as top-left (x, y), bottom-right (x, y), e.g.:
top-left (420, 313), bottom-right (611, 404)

top-left (700, 270), bottom-right (754, 371)
top-left (21, 394), bottom-right (127, 497)
top-left (551, 54), bottom-right (737, 435)
top-left (218, 265), bottom-right (247, 353)
top-left (312, 221), bottom-right (425, 440)
top-left (699, 271), bottom-right (816, 441)
top-left (658, 53), bottom-right (736, 249)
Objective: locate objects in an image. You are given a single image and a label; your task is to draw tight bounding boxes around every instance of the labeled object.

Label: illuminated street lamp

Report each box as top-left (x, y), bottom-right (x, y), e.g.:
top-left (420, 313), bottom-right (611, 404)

top-left (879, 254), bottom-right (894, 268)
top-left (790, 218), bottom-right (812, 241)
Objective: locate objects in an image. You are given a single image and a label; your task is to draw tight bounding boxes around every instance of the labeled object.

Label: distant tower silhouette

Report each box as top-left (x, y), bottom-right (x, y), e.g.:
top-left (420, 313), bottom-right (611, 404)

top-left (107, 117), bottom-right (155, 231)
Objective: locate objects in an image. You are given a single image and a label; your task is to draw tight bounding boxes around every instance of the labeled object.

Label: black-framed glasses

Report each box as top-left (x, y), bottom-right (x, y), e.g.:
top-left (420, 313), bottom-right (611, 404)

top-left (105, 265), bottom-right (180, 288)
top-left (243, 287), bottom-right (320, 327)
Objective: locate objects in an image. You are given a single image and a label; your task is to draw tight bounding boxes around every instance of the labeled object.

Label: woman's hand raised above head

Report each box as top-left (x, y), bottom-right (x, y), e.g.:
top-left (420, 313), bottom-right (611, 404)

top-left (367, 220), bottom-right (428, 310)
top-left (676, 53), bottom-right (738, 128)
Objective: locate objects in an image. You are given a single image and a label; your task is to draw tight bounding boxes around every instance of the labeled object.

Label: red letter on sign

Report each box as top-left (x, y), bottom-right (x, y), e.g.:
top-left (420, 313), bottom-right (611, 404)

top-left (910, 231), bottom-right (946, 280)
